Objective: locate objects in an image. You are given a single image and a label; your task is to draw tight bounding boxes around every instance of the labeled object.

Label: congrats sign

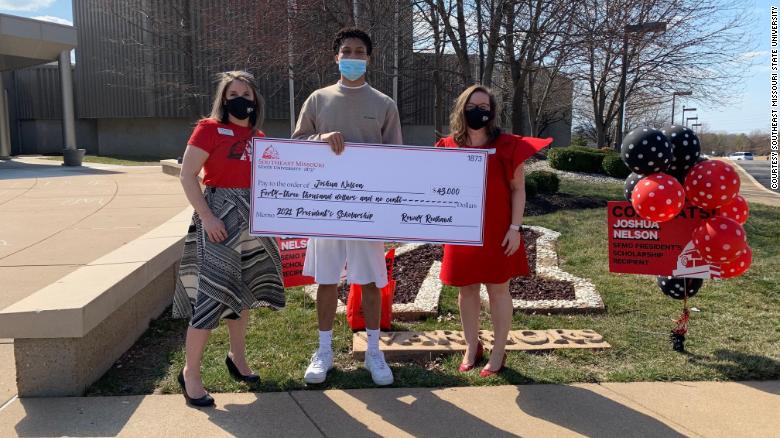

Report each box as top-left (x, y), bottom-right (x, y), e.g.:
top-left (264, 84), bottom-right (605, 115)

top-left (607, 201), bottom-right (722, 278)
top-left (250, 139), bottom-right (488, 245)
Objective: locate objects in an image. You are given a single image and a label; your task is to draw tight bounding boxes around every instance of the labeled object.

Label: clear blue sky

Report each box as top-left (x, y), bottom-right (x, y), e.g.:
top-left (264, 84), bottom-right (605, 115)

top-left (689, 0), bottom-right (770, 134)
top-left (0, 0), bottom-right (72, 24)
top-left (0, 0), bottom-right (770, 135)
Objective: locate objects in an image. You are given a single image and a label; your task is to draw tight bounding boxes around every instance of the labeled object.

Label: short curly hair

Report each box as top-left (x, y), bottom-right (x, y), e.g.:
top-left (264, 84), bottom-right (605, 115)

top-left (332, 27), bottom-right (373, 56)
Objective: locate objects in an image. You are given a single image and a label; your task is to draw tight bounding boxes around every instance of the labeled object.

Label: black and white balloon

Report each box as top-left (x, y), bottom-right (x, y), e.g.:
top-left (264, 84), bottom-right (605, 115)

top-left (624, 172), bottom-right (644, 201)
top-left (621, 128), bottom-right (673, 175)
top-left (656, 276), bottom-right (703, 300)
top-left (661, 125), bottom-right (701, 178)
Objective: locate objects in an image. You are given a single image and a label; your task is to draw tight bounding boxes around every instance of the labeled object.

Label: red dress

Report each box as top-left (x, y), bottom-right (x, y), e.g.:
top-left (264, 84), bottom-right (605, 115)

top-left (436, 133), bottom-right (553, 286)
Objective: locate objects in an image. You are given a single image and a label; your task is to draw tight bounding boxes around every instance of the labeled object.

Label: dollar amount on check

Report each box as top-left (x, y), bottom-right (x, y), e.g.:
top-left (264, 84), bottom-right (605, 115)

top-left (249, 138), bottom-right (488, 245)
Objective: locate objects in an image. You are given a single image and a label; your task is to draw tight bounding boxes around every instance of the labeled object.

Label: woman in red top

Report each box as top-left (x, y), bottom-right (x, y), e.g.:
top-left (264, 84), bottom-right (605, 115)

top-left (436, 85), bottom-right (552, 377)
top-left (172, 71), bottom-right (284, 407)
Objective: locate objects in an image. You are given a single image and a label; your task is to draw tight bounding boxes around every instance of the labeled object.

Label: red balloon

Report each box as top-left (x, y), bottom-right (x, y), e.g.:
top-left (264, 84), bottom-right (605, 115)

top-left (715, 194), bottom-right (750, 225)
top-left (692, 216), bottom-right (748, 264)
top-left (684, 160), bottom-right (740, 209)
top-left (719, 246), bottom-right (752, 279)
top-left (631, 173), bottom-right (686, 222)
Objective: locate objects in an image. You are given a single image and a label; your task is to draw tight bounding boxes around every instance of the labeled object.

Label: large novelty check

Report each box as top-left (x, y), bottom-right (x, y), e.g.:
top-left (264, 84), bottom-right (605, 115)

top-left (250, 138), bottom-right (488, 245)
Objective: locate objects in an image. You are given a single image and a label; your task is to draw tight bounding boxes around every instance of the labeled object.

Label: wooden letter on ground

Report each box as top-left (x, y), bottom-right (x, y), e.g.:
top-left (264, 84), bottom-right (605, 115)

top-left (352, 329), bottom-right (610, 360)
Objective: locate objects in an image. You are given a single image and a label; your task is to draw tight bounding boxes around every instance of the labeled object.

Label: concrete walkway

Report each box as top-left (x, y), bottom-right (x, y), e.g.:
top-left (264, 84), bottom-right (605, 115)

top-left (0, 381), bottom-right (777, 437)
top-left (0, 157), bottom-right (189, 407)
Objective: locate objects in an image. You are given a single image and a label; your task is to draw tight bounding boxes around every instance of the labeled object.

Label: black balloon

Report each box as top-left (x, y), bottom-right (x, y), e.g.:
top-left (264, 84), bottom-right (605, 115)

top-left (660, 125), bottom-right (701, 178)
top-left (624, 172), bottom-right (644, 201)
top-left (656, 276), bottom-right (703, 300)
top-left (621, 128), bottom-right (673, 175)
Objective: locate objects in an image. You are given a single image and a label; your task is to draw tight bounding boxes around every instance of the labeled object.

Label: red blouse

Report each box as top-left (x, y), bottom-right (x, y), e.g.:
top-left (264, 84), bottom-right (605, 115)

top-left (188, 119), bottom-right (263, 188)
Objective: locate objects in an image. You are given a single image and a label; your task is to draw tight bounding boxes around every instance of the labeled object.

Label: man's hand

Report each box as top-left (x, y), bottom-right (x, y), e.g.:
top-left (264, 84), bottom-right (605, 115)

top-left (321, 132), bottom-right (345, 155)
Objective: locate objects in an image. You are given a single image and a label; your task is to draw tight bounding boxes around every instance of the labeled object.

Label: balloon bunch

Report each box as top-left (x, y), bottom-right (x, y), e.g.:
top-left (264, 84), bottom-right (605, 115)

top-left (620, 126), bottom-right (753, 350)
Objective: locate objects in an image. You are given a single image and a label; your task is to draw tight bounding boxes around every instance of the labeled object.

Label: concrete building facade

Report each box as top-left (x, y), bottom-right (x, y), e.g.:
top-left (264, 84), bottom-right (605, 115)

top-left (3, 1), bottom-right (571, 159)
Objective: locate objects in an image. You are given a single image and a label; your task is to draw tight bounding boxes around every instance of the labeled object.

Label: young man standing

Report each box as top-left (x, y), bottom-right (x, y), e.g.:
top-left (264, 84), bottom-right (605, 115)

top-left (292, 28), bottom-right (403, 386)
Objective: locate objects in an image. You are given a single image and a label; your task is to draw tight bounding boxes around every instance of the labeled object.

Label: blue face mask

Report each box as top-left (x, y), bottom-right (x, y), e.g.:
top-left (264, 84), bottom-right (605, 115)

top-left (339, 59), bottom-right (367, 81)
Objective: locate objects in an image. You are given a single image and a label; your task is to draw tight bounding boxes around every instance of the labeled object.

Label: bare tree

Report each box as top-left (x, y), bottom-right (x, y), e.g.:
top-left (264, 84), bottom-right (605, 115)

top-left (411, 1), bottom-right (457, 136)
top-left (569, 0), bottom-right (753, 148)
top-left (502, 0), bottom-right (576, 136)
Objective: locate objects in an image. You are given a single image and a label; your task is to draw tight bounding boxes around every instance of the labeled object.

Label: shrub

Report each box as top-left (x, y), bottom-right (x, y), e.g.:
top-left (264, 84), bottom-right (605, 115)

top-left (548, 148), bottom-right (576, 171)
top-left (571, 136), bottom-right (588, 148)
top-left (524, 177), bottom-right (538, 198)
top-left (602, 153), bottom-right (631, 178)
top-left (548, 147), bottom-right (605, 173)
top-left (526, 170), bottom-right (560, 194)
top-left (570, 146), bottom-right (610, 155)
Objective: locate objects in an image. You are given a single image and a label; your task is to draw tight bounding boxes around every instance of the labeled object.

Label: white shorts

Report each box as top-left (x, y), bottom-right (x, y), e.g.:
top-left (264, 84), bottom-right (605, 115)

top-left (302, 239), bottom-right (388, 288)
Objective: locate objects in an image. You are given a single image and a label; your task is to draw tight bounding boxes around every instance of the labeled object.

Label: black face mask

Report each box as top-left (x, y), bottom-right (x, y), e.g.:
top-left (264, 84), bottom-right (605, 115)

top-left (465, 107), bottom-right (493, 130)
top-left (224, 96), bottom-right (255, 120)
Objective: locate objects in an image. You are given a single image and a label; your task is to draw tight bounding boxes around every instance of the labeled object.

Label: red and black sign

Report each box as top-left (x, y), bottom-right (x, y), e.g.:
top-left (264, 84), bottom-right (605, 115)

top-left (276, 237), bottom-right (315, 287)
top-left (607, 201), bottom-right (722, 278)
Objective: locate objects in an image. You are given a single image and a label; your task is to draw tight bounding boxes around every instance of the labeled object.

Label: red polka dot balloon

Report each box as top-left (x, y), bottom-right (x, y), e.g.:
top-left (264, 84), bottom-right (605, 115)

top-left (684, 160), bottom-right (740, 209)
top-left (631, 173), bottom-right (686, 222)
top-left (719, 246), bottom-right (752, 279)
top-left (715, 194), bottom-right (750, 225)
top-left (692, 216), bottom-right (748, 264)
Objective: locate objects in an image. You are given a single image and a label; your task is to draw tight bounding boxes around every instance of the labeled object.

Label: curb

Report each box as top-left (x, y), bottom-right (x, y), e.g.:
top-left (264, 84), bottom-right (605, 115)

top-left (719, 158), bottom-right (780, 199)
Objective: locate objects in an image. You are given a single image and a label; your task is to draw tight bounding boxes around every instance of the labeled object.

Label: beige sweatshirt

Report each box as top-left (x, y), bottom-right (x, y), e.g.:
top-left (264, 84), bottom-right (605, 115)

top-left (292, 82), bottom-right (403, 145)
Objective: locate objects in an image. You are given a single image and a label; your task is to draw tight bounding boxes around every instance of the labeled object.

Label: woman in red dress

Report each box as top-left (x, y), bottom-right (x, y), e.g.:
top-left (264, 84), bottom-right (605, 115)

top-left (436, 85), bottom-right (552, 377)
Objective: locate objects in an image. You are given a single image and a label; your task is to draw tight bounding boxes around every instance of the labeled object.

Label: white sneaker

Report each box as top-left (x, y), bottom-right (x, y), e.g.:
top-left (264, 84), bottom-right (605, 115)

top-left (304, 350), bottom-right (333, 384)
top-left (364, 350), bottom-right (394, 386)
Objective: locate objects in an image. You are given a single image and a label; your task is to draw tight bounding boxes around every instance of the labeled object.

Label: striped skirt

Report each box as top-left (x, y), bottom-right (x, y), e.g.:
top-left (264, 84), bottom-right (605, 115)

top-left (172, 187), bottom-right (285, 329)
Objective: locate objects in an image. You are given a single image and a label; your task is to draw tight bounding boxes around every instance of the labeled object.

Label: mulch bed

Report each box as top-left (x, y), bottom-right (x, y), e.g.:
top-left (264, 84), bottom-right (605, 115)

top-left (337, 244), bottom-right (443, 305)
top-left (509, 230), bottom-right (575, 300)
top-left (338, 229), bottom-right (575, 305)
top-left (525, 193), bottom-right (607, 216)
top-left (392, 244), bottom-right (443, 304)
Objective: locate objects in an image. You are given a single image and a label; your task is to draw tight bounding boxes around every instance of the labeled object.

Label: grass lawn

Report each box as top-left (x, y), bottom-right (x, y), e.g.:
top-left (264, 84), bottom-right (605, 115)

top-left (86, 178), bottom-right (780, 396)
top-left (42, 155), bottom-right (161, 166)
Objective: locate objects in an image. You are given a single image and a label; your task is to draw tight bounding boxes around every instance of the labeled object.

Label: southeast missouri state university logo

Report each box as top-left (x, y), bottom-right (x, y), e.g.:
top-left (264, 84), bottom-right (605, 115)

top-left (672, 241), bottom-right (721, 279)
top-left (262, 145), bottom-right (280, 160)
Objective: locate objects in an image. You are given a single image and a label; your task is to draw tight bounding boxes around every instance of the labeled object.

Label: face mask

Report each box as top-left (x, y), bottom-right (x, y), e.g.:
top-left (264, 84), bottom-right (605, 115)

top-left (339, 59), bottom-right (367, 81)
top-left (224, 96), bottom-right (255, 120)
top-left (465, 107), bottom-right (493, 130)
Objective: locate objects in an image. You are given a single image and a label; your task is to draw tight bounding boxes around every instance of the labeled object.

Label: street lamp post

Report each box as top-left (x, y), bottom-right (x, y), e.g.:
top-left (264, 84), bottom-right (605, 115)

top-left (671, 91), bottom-right (692, 124)
top-left (686, 116), bottom-right (698, 127)
top-left (691, 122), bottom-right (702, 133)
top-left (681, 106), bottom-right (697, 125)
top-left (616, 21), bottom-right (667, 150)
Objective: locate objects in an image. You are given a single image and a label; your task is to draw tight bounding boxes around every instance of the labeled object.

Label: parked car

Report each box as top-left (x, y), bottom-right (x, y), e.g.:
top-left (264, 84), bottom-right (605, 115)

top-left (728, 152), bottom-right (754, 160)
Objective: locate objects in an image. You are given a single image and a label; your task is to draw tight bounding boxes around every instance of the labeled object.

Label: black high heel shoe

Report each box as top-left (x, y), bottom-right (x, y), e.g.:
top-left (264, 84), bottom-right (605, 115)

top-left (177, 370), bottom-right (215, 407)
top-left (226, 355), bottom-right (261, 384)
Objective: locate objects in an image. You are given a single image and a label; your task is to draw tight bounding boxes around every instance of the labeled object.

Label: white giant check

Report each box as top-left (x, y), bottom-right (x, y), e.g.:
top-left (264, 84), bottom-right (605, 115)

top-left (250, 138), bottom-right (488, 245)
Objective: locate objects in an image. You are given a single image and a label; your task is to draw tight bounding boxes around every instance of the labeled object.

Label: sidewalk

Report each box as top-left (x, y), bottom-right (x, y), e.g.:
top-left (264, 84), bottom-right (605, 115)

top-left (0, 381), bottom-right (777, 437)
top-left (0, 157), bottom-right (189, 406)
